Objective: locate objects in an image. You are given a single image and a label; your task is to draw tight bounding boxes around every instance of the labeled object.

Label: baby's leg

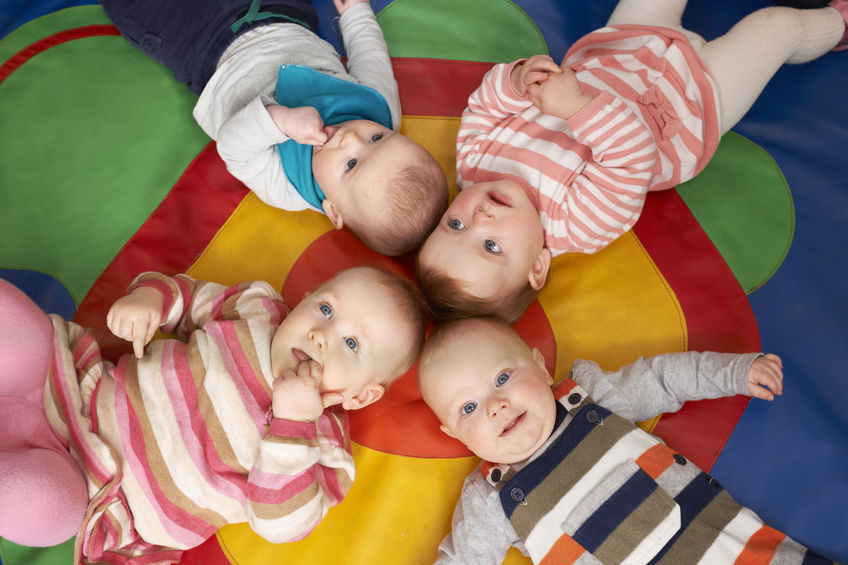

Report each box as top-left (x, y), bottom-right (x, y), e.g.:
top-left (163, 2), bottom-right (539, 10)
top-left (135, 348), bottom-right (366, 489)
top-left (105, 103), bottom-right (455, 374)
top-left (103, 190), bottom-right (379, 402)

top-left (698, 6), bottom-right (844, 134)
top-left (99, 0), bottom-right (320, 93)
top-left (607, 0), bottom-right (688, 30)
top-left (0, 279), bottom-right (87, 546)
top-left (0, 446), bottom-right (88, 546)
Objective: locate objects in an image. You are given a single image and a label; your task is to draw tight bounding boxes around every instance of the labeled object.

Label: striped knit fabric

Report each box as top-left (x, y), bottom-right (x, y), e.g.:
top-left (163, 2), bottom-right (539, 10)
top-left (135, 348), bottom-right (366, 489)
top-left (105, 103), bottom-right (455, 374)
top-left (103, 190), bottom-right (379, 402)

top-left (481, 380), bottom-right (834, 565)
top-left (42, 273), bottom-right (354, 563)
top-left (456, 25), bottom-right (720, 256)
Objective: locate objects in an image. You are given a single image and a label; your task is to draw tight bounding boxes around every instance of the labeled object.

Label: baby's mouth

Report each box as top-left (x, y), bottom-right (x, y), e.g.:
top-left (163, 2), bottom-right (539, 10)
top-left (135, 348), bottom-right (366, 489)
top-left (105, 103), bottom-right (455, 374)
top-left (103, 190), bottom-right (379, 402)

top-left (500, 412), bottom-right (525, 436)
top-left (292, 348), bottom-right (313, 364)
top-left (323, 125), bottom-right (339, 144)
top-left (487, 191), bottom-right (511, 207)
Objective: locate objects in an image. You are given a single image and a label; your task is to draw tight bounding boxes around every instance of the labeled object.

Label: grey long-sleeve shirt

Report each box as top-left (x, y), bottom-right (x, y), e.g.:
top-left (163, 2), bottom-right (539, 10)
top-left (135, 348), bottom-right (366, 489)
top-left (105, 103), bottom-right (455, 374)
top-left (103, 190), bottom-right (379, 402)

top-left (434, 351), bottom-right (759, 565)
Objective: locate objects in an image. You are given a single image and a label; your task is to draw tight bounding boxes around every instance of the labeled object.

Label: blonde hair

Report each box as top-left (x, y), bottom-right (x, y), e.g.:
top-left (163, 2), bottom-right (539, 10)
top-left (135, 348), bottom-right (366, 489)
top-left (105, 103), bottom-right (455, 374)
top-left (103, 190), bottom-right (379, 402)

top-left (348, 156), bottom-right (448, 256)
top-left (415, 261), bottom-right (538, 324)
top-left (418, 316), bottom-right (519, 400)
top-left (353, 266), bottom-right (428, 385)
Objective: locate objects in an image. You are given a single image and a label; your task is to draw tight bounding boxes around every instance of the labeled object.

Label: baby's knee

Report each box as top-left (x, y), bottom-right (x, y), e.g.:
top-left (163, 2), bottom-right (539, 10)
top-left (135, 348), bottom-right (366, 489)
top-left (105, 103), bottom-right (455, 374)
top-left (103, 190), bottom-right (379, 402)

top-left (0, 279), bottom-right (54, 397)
top-left (0, 447), bottom-right (87, 547)
top-left (745, 6), bottom-right (806, 42)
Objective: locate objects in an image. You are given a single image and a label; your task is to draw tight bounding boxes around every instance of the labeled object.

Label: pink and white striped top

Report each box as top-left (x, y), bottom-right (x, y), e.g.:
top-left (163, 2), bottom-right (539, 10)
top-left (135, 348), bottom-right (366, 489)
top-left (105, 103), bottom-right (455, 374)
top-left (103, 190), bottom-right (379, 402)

top-left (44, 273), bottom-right (353, 563)
top-left (456, 25), bottom-right (720, 256)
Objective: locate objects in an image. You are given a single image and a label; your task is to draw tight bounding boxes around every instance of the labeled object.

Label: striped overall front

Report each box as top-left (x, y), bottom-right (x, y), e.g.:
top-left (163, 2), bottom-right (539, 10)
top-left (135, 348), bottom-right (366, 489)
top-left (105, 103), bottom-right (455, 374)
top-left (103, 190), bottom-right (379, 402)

top-left (482, 380), bottom-right (834, 565)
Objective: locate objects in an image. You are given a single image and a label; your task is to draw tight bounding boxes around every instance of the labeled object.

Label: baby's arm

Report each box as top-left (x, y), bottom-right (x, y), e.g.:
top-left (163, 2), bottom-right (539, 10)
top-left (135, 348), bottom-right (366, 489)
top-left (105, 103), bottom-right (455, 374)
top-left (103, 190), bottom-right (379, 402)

top-left (570, 351), bottom-right (766, 423)
top-left (336, 1), bottom-right (401, 128)
top-left (456, 60), bottom-right (536, 178)
top-left (435, 471), bottom-right (518, 565)
top-left (109, 273), bottom-right (286, 356)
top-left (215, 97), bottom-right (315, 211)
top-left (246, 388), bottom-right (354, 542)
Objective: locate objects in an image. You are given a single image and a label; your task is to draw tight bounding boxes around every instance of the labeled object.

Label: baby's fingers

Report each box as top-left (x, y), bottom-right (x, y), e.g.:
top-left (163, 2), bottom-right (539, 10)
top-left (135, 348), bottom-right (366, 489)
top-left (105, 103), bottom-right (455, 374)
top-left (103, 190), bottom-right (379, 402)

top-left (762, 353), bottom-right (783, 369)
top-left (747, 366), bottom-right (783, 401)
top-left (321, 391), bottom-right (344, 408)
top-left (522, 70), bottom-right (552, 89)
top-left (524, 54), bottom-right (560, 73)
top-left (759, 367), bottom-right (783, 396)
top-left (748, 382), bottom-right (775, 401)
top-left (131, 319), bottom-right (157, 358)
top-left (525, 83), bottom-right (542, 106)
top-left (305, 131), bottom-right (329, 146)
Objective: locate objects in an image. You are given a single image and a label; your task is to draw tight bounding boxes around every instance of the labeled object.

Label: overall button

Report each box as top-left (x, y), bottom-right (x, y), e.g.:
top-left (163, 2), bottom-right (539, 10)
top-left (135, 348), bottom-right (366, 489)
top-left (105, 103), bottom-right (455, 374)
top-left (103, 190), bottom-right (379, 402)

top-left (510, 487), bottom-right (525, 502)
top-left (709, 477), bottom-right (721, 488)
top-left (673, 454), bottom-right (687, 465)
top-left (490, 468), bottom-right (502, 483)
top-left (567, 392), bottom-right (582, 405)
top-left (585, 409), bottom-right (600, 424)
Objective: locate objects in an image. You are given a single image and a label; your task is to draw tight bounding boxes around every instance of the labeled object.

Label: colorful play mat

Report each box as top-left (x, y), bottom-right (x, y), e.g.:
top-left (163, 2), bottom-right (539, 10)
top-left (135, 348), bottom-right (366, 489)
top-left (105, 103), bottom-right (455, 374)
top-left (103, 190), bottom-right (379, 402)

top-left (1, 0), bottom-right (846, 563)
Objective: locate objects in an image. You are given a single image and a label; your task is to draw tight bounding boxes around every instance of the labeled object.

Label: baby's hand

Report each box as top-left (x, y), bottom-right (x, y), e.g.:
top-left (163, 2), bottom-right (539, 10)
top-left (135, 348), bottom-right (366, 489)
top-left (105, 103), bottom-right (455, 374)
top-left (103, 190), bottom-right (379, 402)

top-left (526, 68), bottom-right (594, 120)
top-left (510, 54), bottom-right (561, 98)
top-left (272, 360), bottom-right (343, 422)
top-left (265, 104), bottom-right (328, 145)
top-left (747, 353), bottom-right (784, 401)
top-left (106, 286), bottom-right (163, 358)
top-left (334, 0), bottom-right (368, 15)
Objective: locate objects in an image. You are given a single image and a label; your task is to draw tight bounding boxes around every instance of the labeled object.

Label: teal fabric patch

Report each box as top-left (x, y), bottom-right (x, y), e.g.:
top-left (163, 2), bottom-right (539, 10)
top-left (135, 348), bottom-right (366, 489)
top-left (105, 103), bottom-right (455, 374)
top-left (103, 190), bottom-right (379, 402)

top-left (274, 65), bottom-right (393, 209)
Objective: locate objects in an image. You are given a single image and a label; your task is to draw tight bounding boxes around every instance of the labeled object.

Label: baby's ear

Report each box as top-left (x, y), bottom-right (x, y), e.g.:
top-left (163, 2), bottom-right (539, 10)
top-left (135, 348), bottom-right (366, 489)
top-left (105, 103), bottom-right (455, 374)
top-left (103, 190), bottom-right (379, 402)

top-left (345, 383), bottom-right (385, 410)
top-left (527, 247), bottom-right (552, 291)
top-left (439, 424), bottom-right (458, 439)
top-left (321, 199), bottom-right (344, 230)
top-left (531, 347), bottom-right (554, 386)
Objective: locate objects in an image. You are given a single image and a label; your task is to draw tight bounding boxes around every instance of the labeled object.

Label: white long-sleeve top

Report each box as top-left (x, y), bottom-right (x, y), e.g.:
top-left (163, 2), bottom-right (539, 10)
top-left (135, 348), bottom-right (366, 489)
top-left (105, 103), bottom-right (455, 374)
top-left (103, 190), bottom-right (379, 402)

top-left (193, 3), bottom-right (401, 211)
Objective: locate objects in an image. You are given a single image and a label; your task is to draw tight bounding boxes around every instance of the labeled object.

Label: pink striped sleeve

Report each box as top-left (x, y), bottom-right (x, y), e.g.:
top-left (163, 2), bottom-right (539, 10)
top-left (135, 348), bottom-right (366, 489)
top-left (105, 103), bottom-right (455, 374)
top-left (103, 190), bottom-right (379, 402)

top-left (245, 408), bottom-right (354, 542)
top-left (541, 92), bottom-right (656, 253)
top-left (457, 61), bottom-right (534, 179)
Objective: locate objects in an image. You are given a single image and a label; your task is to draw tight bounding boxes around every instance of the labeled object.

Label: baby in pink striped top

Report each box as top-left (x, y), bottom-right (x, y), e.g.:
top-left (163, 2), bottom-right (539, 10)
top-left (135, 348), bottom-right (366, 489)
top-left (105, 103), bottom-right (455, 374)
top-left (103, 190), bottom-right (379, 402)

top-left (0, 266), bottom-right (425, 562)
top-left (417, 0), bottom-right (848, 323)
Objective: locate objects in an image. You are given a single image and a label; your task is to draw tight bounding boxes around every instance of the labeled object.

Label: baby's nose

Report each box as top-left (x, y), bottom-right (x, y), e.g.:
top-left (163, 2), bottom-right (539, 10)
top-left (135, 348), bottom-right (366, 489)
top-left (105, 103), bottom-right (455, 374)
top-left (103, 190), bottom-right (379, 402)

top-left (309, 329), bottom-right (327, 351)
top-left (474, 204), bottom-right (494, 222)
top-left (488, 397), bottom-right (508, 418)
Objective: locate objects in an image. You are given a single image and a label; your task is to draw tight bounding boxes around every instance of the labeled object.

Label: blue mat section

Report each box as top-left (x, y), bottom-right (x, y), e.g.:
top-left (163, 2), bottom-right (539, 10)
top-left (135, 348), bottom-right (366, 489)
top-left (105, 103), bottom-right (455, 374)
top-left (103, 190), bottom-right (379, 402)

top-left (0, 269), bottom-right (77, 319)
top-left (2, 0), bottom-right (846, 561)
top-left (715, 39), bottom-right (848, 560)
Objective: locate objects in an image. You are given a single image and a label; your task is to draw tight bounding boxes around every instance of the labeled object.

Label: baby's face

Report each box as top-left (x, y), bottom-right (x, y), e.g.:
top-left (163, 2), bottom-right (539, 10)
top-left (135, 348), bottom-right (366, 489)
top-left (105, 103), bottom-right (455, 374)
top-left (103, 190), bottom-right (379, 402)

top-left (420, 318), bottom-right (557, 464)
top-left (270, 267), bottom-right (415, 410)
top-left (419, 180), bottom-right (547, 303)
top-left (312, 119), bottom-right (422, 223)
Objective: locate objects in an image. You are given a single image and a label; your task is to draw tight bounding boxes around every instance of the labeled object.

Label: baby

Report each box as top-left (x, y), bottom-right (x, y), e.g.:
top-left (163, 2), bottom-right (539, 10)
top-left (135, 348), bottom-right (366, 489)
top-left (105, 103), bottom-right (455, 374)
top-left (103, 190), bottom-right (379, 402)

top-left (100, 0), bottom-right (448, 255)
top-left (417, 0), bottom-right (848, 320)
top-left (418, 317), bottom-right (834, 564)
top-left (0, 266), bottom-right (424, 562)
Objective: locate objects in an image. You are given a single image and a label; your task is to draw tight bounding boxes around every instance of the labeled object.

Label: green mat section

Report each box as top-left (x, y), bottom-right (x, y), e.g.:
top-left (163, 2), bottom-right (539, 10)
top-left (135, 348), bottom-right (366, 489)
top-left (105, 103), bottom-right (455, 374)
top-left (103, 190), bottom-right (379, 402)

top-left (379, 0), bottom-right (547, 61)
top-left (676, 132), bottom-right (794, 294)
top-left (0, 6), bottom-right (208, 304)
top-left (0, 538), bottom-right (73, 565)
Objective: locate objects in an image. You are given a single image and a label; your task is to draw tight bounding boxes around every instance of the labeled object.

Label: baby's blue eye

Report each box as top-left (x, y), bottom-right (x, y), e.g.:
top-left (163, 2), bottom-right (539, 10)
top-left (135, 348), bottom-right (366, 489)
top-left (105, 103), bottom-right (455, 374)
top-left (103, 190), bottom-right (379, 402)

top-left (462, 402), bottom-right (477, 415)
top-left (496, 372), bottom-right (509, 386)
top-left (319, 303), bottom-right (332, 318)
top-left (345, 158), bottom-right (357, 171)
top-left (370, 133), bottom-right (384, 142)
top-left (448, 218), bottom-right (465, 231)
top-left (344, 337), bottom-right (358, 351)
top-left (485, 239), bottom-right (501, 253)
